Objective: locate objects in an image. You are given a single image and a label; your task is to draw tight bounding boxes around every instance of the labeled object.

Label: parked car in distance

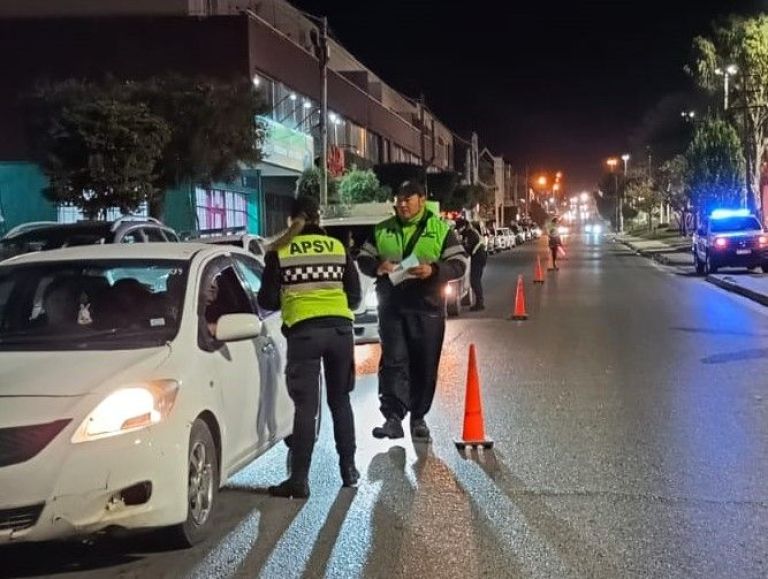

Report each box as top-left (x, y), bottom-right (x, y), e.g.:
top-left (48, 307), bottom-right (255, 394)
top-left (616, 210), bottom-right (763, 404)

top-left (192, 233), bottom-right (266, 261)
top-left (0, 243), bottom-right (293, 546)
top-left (692, 208), bottom-right (768, 274)
top-left (0, 217), bottom-right (179, 261)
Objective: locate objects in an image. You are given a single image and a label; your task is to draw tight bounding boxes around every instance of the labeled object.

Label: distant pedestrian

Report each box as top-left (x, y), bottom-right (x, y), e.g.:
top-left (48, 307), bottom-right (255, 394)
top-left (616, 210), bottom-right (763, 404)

top-left (455, 218), bottom-right (487, 311)
top-left (548, 217), bottom-right (563, 270)
top-left (357, 180), bottom-right (468, 442)
top-left (258, 195), bottom-right (362, 499)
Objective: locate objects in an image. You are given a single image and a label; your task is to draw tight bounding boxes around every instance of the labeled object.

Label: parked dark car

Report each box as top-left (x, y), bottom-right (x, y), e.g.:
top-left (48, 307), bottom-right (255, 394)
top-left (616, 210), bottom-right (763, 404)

top-left (0, 217), bottom-right (179, 260)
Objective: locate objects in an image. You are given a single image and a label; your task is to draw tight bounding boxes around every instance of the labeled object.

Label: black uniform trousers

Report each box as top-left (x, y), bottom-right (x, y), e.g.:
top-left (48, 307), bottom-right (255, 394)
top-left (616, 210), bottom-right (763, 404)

top-left (470, 248), bottom-right (487, 306)
top-left (378, 309), bottom-right (446, 421)
top-left (285, 323), bottom-right (356, 481)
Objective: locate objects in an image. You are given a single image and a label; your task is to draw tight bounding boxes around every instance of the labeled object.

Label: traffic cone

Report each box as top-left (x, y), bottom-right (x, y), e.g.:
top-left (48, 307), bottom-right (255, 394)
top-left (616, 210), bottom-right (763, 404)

top-left (455, 344), bottom-right (493, 450)
top-left (510, 274), bottom-right (528, 321)
top-left (533, 255), bottom-right (545, 284)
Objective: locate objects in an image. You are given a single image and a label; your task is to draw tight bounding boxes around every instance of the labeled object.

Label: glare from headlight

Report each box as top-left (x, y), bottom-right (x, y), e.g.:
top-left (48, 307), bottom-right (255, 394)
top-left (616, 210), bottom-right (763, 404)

top-left (585, 224), bottom-right (593, 233)
top-left (444, 284), bottom-right (454, 296)
top-left (593, 225), bottom-right (603, 234)
top-left (365, 291), bottom-right (378, 309)
top-left (72, 380), bottom-right (179, 443)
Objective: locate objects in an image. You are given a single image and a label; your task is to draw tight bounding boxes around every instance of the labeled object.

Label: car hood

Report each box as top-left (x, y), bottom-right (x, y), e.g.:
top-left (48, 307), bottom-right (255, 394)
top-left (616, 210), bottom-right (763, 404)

top-left (0, 347), bottom-right (171, 397)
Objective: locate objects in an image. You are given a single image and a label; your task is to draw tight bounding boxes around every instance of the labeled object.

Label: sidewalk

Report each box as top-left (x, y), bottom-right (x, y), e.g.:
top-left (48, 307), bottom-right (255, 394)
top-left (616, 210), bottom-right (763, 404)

top-left (616, 232), bottom-right (768, 307)
top-left (615, 233), bottom-right (693, 267)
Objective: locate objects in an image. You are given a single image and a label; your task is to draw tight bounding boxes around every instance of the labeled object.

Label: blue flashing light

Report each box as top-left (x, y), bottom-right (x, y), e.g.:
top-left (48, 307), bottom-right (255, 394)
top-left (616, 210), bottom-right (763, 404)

top-left (710, 208), bottom-right (751, 219)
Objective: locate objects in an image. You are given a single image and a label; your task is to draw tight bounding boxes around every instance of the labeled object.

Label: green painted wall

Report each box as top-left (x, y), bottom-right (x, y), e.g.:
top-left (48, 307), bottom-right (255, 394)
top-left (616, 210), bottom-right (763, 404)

top-left (0, 163), bottom-right (56, 235)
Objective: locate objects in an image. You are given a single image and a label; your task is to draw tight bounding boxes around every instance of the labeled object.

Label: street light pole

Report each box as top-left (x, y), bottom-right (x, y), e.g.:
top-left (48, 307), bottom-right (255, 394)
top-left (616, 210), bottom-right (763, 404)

top-left (319, 16), bottom-right (329, 206)
top-left (715, 64), bottom-right (738, 111)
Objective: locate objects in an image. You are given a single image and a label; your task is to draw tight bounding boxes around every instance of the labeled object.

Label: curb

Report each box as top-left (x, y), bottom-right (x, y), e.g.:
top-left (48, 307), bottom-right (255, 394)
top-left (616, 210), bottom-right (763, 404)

top-left (616, 238), bottom-right (690, 267)
top-left (705, 275), bottom-right (768, 307)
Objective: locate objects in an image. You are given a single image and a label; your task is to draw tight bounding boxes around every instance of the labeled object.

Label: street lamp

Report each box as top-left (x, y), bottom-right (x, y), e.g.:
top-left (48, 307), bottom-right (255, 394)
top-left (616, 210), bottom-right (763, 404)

top-left (714, 64), bottom-right (738, 110)
top-left (537, 176), bottom-right (547, 187)
top-left (606, 158), bottom-right (622, 233)
top-left (680, 110), bottom-right (696, 121)
top-left (621, 153), bottom-right (630, 176)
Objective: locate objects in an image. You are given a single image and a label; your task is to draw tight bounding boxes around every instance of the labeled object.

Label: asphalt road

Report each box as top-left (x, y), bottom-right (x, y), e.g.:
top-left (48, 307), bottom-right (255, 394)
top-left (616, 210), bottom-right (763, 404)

top-left (4, 235), bottom-right (768, 579)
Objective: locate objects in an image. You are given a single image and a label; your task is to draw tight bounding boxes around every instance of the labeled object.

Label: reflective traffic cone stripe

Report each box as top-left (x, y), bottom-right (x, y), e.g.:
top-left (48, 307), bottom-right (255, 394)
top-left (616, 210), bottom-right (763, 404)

top-left (510, 274), bottom-right (528, 320)
top-left (534, 255), bottom-right (545, 284)
top-left (455, 343), bottom-right (493, 450)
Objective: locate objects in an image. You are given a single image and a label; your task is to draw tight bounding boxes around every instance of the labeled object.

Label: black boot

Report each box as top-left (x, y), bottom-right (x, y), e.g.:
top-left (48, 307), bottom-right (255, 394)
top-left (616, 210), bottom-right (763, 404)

top-left (268, 479), bottom-right (310, 499)
top-left (410, 418), bottom-right (432, 442)
top-left (339, 460), bottom-right (360, 487)
top-left (372, 417), bottom-right (404, 439)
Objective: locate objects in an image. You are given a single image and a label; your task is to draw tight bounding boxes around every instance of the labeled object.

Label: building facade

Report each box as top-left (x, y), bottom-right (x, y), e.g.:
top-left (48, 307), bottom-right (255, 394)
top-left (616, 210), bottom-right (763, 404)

top-left (0, 0), bottom-right (455, 236)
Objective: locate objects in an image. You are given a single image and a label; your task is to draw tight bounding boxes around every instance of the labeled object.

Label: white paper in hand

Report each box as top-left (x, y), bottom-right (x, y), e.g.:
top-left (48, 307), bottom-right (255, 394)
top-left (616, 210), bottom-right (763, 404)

top-left (388, 254), bottom-right (420, 286)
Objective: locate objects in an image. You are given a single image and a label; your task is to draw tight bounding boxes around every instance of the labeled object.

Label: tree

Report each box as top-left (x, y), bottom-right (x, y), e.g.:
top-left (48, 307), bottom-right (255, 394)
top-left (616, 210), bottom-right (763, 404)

top-left (296, 167), bottom-right (339, 203)
top-left (135, 75), bottom-right (267, 214)
top-left (25, 75), bottom-right (267, 218)
top-left (624, 173), bottom-right (660, 232)
top-left (373, 163), bottom-right (424, 192)
top-left (338, 168), bottom-right (390, 204)
top-left (26, 81), bottom-right (170, 218)
top-left (658, 155), bottom-right (691, 234)
top-left (690, 15), bottom-right (768, 213)
top-left (685, 117), bottom-right (745, 217)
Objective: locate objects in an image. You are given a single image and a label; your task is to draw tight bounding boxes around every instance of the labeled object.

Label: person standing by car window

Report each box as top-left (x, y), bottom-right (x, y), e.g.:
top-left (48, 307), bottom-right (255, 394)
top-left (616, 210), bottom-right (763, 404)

top-left (357, 180), bottom-right (468, 442)
top-left (455, 218), bottom-right (487, 311)
top-left (257, 196), bottom-right (361, 499)
top-left (548, 217), bottom-right (563, 270)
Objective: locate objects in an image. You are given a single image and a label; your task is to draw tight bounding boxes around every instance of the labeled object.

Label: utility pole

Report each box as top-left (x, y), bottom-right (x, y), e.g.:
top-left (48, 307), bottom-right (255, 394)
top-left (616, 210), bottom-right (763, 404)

top-left (319, 17), bottom-right (329, 206)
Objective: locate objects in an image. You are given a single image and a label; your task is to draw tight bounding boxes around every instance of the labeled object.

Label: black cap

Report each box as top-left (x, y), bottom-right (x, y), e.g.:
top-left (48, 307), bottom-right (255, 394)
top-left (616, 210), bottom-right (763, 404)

top-left (396, 180), bottom-right (426, 198)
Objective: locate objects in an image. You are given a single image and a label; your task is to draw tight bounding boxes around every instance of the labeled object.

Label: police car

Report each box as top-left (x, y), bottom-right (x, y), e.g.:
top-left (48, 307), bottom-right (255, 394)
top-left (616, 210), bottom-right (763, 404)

top-left (692, 209), bottom-right (768, 274)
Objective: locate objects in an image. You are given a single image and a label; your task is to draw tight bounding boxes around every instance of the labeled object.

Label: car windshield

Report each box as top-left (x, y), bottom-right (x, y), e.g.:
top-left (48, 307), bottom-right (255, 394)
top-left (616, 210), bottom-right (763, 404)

top-left (324, 224), bottom-right (375, 258)
top-left (0, 259), bottom-right (188, 351)
top-left (710, 217), bottom-right (762, 232)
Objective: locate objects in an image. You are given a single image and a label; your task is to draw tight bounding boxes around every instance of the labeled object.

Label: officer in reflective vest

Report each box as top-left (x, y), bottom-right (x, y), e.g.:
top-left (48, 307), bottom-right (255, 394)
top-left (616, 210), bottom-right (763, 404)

top-left (358, 180), bottom-right (468, 441)
top-left (258, 196), bottom-right (361, 499)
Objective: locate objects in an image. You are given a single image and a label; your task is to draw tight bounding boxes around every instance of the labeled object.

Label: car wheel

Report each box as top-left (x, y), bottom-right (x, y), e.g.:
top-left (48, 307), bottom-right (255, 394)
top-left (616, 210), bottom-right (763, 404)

top-left (694, 254), bottom-right (705, 275)
top-left (762, 263), bottom-right (768, 274)
top-left (166, 418), bottom-right (219, 547)
top-left (446, 290), bottom-right (461, 317)
top-left (706, 253), bottom-right (718, 274)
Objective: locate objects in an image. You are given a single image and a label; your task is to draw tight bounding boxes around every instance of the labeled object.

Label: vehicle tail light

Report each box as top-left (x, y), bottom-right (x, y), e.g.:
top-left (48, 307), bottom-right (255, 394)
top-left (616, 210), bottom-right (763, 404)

top-left (714, 237), bottom-right (728, 249)
top-left (758, 235), bottom-right (768, 247)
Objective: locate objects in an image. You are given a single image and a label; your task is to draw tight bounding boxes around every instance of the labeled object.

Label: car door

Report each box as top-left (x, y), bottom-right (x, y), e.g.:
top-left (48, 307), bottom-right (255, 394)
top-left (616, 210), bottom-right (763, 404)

top-left (231, 254), bottom-right (293, 449)
top-left (197, 256), bottom-right (263, 475)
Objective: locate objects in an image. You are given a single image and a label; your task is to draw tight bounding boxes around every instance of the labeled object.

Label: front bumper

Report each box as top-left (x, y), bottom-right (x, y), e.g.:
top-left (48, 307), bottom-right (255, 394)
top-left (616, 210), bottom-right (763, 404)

top-left (0, 416), bottom-right (187, 543)
top-left (354, 310), bottom-right (380, 344)
top-left (709, 248), bottom-right (768, 268)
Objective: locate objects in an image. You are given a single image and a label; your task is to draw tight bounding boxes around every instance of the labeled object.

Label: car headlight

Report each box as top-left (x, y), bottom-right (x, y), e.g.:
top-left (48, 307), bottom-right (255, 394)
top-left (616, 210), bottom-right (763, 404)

top-left (365, 291), bottom-right (378, 309)
top-left (72, 380), bottom-right (179, 443)
top-left (593, 225), bottom-right (603, 234)
top-left (585, 224), bottom-right (593, 233)
top-left (444, 284), bottom-right (454, 296)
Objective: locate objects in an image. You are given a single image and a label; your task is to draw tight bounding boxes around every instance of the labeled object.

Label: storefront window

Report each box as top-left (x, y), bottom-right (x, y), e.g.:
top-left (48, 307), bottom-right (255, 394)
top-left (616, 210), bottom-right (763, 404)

top-left (195, 187), bottom-right (248, 235)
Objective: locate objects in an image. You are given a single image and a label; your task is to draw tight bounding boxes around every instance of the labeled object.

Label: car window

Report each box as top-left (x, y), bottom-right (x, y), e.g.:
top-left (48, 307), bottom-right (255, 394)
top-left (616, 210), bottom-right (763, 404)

top-left (144, 228), bottom-right (167, 242)
top-left (0, 259), bottom-right (188, 351)
top-left (120, 229), bottom-right (144, 244)
top-left (198, 259), bottom-right (255, 347)
top-left (248, 239), bottom-right (264, 256)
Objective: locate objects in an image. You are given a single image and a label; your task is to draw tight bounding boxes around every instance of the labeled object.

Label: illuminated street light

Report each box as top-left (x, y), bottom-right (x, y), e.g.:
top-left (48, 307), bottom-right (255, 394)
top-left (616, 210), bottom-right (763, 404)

top-left (606, 158), bottom-right (618, 169)
top-left (537, 176), bottom-right (548, 187)
top-left (549, 197), bottom-right (556, 204)
top-left (303, 100), bottom-right (312, 109)
top-left (553, 183), bottom-right (561, 192)
top-left (681, 110), bottom-right (695, 120)
top-left (580, 192), bottom-right (589, 203)
top-left (714, 64), bottom-right (738, 110)
top-left (289, 93), bottom-right (297, 101)
top-left (252, 74), bottom-right (261, 87)
top-left (556, 171), bottom-right (563, 180)
top-left (621, 153), bottom-right (630, 176)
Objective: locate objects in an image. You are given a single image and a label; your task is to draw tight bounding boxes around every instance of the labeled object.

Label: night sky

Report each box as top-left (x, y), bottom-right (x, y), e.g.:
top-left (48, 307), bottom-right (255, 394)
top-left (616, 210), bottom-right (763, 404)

top-left (292, 0), bottom-right (762, 191)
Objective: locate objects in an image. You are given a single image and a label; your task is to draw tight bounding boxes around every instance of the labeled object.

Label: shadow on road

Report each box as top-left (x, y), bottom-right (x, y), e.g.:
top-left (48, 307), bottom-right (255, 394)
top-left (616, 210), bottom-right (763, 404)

top-left (300, 489), bottom-right (357, 579)
top-left (701, 348), bottom-right (768, 365)
top-left (460, 448), bottom-right (623, 579)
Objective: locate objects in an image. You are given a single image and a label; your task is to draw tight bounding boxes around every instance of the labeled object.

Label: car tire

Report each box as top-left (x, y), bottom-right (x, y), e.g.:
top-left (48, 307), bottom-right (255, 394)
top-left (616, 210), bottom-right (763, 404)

top-left (706, 253), bottom-right (718, 275)
top-left (446, 290), bottom-right (461, 317)
top-left (166, 418), bottom-right (219, 548)
top-left (694, 254), bottom-right (705, 275)
top-left (762, 263), bottom-right (768, 274)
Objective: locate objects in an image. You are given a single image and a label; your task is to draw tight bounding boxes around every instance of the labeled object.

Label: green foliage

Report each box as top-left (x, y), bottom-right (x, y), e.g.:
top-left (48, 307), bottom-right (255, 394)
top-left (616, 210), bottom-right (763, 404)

top-left (27, 81), bottom-right (170, 218)
top-left (24, 75), bottom-right (267, 218)
top-left (685, 117), bottom-right (744, 214)
top-left (296, 167), bottom-right (339, 204)
top-left (338, 169), bottom-right (390, 203)
top-left (658, 155), bottom-right (689, 211)
top-left (689, 15), bottom-right (768, 210)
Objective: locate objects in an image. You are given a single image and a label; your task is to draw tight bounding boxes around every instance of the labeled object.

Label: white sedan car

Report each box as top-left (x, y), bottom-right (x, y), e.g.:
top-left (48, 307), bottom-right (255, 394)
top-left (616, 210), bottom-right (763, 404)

top-left (0, 243), bottom-right (293, 546)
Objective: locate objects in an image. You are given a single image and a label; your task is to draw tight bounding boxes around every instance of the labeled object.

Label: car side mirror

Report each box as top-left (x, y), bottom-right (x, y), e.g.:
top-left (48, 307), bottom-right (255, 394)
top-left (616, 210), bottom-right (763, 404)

top-left (215, 313), bottom-right (262, 342)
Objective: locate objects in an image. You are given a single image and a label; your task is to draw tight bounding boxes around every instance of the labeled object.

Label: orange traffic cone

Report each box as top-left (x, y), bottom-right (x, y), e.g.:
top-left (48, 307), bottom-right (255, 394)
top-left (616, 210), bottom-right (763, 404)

top-left (510, 274), bottom-right (528, 321)
top-left (455, 344), bottom-right (493, 450)
top-left (533, 255), bottom-right (545, 284)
